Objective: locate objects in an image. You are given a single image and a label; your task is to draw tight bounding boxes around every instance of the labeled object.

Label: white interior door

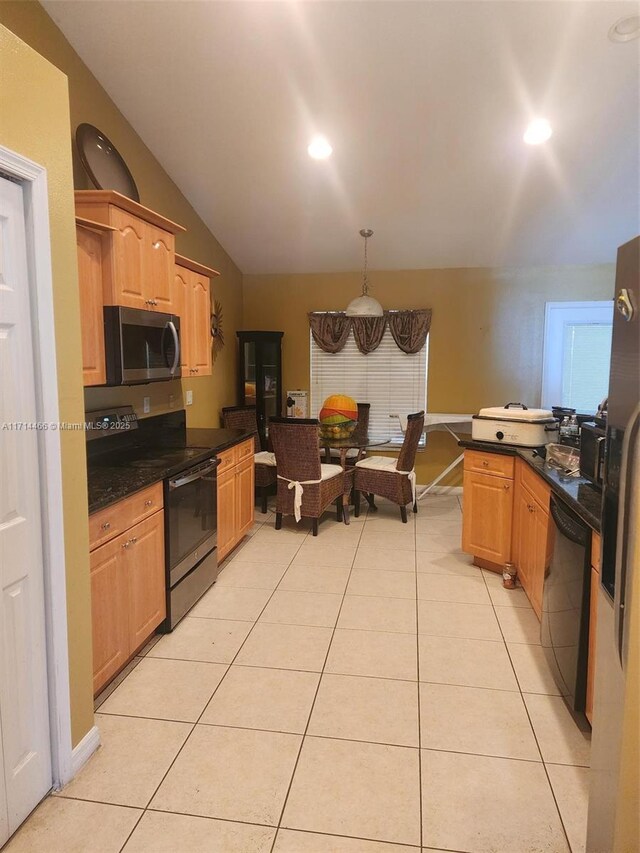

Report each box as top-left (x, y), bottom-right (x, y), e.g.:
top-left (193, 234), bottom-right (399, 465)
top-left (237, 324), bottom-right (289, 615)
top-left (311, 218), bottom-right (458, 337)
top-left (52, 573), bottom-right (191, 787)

top-left (0, 175), bottom-right (52, 843)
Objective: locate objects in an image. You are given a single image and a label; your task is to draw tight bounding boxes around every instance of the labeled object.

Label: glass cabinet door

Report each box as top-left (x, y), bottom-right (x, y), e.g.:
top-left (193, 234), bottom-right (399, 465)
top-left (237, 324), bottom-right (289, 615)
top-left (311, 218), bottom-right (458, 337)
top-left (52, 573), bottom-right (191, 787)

top-left (243, 341), bottom-right (256, 406)
top-left (261, 339), bottom-right (279, 436)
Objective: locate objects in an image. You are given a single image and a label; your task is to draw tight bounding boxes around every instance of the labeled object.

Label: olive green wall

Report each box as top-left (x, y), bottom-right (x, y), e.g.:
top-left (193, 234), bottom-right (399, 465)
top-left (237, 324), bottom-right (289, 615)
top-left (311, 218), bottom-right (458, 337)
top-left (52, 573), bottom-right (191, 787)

top-left (0, 0), bottom-right (243, 430)
top-left (0, 0), bottom-right (244, 748)
top-left (243, 265), bottom-right (614, 485)
top-left (0, 22), bottom-right (94, 747)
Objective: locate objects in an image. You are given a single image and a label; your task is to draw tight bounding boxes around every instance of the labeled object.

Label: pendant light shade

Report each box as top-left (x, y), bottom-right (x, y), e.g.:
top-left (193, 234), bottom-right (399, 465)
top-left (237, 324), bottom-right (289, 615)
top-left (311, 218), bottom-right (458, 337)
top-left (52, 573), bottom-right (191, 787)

top-left (345, 229), bottom-right (383, 317)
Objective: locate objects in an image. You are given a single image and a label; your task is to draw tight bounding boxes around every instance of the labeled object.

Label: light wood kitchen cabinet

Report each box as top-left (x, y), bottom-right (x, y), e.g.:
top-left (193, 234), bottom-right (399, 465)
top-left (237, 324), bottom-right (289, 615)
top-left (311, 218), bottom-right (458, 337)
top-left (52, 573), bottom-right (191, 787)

top-left (89, 487), bottom-right (166, 695)
top-left (462, 459), bottom-right (514, 569)
top-left (75, 190), bottom-right (185, 313)
top-left (173, 254), bottom-right (220, 377)
top-left (217, 440), bottom-right (255, 562)
top-left (586, 531), bottom-right (601, 723)
top-left (511, 460), bottom-right (552, 618)
top-left (76, 219), bottom-right (111, 386)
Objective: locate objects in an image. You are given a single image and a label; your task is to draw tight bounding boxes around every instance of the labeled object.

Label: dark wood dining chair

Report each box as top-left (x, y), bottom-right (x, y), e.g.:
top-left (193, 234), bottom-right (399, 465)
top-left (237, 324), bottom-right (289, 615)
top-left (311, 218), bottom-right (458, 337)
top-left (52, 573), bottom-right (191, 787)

top-left (221, 405), bottom-right (276, 513)
top-left (353, 410), bottom-right (425, 522)
top-left (270, 417), bottom-right (352, 535)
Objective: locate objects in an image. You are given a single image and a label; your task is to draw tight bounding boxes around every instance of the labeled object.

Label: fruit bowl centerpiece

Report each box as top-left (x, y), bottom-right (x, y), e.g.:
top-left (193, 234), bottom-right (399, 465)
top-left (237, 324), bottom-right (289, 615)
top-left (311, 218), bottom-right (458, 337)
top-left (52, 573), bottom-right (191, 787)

top-left (319, 394), bottom-right (358, 440)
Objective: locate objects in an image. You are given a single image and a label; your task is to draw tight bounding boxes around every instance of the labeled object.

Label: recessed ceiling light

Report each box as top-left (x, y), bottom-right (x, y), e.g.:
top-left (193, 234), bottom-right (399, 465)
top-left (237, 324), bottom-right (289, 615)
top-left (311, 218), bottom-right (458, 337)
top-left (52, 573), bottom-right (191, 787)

top-left (308, 135), bottom-right (333, 160)
top-left (609, 15), bottom-right (640, 42)
top-left (524, 119), bottom-right (552, 145)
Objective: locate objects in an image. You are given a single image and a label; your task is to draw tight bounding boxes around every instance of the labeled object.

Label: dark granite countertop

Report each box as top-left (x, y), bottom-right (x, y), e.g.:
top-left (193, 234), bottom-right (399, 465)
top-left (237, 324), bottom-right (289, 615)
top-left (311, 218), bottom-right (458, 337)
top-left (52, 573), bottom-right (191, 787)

top-left (88, 428), bottom-right (251, 514)
top-left (459, 439), bottom-right (602, 532)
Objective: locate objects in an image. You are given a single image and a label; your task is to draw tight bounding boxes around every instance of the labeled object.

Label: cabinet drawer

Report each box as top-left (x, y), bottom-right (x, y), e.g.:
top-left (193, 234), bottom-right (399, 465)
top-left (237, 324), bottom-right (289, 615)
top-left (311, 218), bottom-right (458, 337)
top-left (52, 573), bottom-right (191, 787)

top-left (464, 450), bottom-right (514, 479)
top-left (591, 531), bottom-right (601, 573)
top-left (217, 446), bottom-right (237, 474)
top-left (519, 460), bottom-right (551, 513)
top-left (89, 483), bottom-right (164, 551)
top-left (236, 439), bottom-right (254, 463)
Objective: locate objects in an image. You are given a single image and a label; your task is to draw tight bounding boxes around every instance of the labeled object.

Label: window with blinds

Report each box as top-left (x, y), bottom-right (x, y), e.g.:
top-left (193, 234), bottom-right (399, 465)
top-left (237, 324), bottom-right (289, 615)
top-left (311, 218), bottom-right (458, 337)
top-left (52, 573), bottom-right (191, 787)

top-left (542, 301), bottom-right (613, 413)
top-left (310, 328), bottom-right (428, 445)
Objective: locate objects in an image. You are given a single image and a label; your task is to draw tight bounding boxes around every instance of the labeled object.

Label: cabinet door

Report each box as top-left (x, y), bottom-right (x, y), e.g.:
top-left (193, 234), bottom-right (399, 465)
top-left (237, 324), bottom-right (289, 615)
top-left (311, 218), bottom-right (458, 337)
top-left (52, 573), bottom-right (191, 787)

top-left (528, 499), bottom-right (550, 619)
top-left (512, 480), bottom-right (532, 591)
top-left (107, 207), bottom-right (147, 309)
top-left (462, 470), bottom-right (513, 566)
top-left (173, 265), bottom-right (192, 373)
top-left (236, 457), bottom-right (255, 540)
top-left (145, 224), bottom-right (175, 312)
top-left (190, 274), bottom-right (211, 376)
top-left (90, 534), bottom-right (129, 695)
top-left (217, 468), bottom-right (237, 562)
top-left (126, 511), bottom-right (166, 652)
top-left (76, 226), bottom-right (106, 386)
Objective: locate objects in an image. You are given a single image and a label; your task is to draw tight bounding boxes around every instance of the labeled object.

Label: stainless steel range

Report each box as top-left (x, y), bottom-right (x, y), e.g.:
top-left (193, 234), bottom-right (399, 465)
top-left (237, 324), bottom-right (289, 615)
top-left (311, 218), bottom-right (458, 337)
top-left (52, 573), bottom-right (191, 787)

top-left (86, 406), bottom-right (220, 631)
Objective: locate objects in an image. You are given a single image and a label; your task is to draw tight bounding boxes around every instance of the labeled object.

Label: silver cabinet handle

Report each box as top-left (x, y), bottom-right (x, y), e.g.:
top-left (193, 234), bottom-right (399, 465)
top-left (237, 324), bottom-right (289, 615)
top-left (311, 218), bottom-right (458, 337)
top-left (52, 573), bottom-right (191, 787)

top-left (168, 321), bottom-right (180, 375)
top-left (101, 521), bottom-right (111, 530)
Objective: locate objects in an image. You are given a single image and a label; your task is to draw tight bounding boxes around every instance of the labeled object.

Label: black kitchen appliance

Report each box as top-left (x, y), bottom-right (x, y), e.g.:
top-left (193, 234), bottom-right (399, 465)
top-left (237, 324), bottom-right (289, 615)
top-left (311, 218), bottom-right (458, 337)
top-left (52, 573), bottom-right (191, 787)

top-left (85, 406), bottom-right (221, 632)
top-left (104, 306), bottom-right (181, 385)
top-left (579, 421), bottom-right (606, 488)
top-left (541, 495), bottom-right (593, 717)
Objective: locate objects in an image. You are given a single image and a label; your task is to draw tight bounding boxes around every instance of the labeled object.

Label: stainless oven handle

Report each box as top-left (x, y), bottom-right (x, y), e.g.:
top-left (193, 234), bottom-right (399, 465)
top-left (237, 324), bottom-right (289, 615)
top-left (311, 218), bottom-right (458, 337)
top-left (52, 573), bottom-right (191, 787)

top-left (169, 458), bottom-right (220, 490)
top-left (168, 321), bottom-right (180, 375)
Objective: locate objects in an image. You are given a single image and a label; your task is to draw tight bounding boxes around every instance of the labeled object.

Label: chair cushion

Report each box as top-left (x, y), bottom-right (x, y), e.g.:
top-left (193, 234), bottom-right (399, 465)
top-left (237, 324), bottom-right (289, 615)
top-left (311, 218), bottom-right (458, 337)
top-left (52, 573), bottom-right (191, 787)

top-left (355, 456), bottom-right (412, 474)
top-left (255, 451), bottom-right (277, 466)
top-left (320, 463), bottom-right (344, 481)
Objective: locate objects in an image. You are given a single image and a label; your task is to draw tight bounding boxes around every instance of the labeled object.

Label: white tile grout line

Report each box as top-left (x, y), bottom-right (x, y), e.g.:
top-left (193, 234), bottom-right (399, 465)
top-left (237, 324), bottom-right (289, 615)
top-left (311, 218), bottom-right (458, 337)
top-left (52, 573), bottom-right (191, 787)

top-left (478, 565), bottom-right (577, 853)
top-left (79, 501), bottom-right (578, 852)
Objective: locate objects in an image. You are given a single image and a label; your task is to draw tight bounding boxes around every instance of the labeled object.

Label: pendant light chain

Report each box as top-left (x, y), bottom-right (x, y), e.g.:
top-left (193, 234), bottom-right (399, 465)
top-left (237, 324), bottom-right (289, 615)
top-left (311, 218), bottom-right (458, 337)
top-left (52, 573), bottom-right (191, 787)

top-left (360, 228), bottom-right (373, 297)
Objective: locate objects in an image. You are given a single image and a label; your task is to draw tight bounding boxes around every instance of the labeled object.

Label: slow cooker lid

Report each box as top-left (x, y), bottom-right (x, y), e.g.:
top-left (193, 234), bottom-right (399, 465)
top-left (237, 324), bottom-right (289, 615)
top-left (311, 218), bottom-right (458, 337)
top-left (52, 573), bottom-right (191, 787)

top-left (476, 402), bottom-right (555, 422)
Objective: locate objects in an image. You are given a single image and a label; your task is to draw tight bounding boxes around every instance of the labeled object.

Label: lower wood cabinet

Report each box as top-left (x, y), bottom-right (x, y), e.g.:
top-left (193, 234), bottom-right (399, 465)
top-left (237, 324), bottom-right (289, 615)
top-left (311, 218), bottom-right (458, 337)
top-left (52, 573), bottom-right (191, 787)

top-left (512, 460), bottom-right (552, 618)
top-left (217, 440), bottom-right (255, 562)
top-left (462, 466), bottom-right (514, 568)
top-left (89, 487), bottom-right (165, 696)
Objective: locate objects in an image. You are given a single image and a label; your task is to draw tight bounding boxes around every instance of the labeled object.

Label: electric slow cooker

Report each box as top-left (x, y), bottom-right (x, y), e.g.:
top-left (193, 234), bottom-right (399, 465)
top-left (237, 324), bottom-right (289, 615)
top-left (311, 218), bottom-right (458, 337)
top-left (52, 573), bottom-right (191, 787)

top-left (472, 402), bottom-right (559, 447)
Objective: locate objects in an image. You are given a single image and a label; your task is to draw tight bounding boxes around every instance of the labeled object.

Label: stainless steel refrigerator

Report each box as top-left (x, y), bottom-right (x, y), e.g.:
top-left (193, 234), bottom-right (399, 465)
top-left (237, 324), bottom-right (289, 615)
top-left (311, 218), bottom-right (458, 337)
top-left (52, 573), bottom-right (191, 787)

top-left (587, 236), bottom-right (640, 852)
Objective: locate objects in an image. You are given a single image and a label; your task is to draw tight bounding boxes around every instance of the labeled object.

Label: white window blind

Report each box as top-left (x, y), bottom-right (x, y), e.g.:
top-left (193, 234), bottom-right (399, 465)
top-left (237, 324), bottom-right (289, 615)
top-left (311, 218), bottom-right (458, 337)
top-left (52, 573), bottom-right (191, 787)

top-left (310, 328), bottom-right (428, 445)
top-left (542, 301), bottom-right (613, 413)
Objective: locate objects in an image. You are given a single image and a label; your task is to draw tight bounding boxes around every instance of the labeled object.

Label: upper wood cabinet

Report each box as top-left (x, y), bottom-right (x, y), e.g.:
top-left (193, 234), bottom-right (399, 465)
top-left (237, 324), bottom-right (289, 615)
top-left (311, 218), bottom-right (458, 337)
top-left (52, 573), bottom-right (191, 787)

top-left (75, 190), bottom-right (185, 313)
top-left (76, 217), bottom-right (115, 387)
top-left (173, 254), bottom-right (220, 378)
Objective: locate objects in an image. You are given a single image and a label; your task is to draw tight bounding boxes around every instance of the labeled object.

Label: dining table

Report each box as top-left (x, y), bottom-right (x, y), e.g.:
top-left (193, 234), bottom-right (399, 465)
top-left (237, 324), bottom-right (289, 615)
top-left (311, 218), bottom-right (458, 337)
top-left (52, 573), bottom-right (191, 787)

top-left (319, 433), bottom-right (390, 513)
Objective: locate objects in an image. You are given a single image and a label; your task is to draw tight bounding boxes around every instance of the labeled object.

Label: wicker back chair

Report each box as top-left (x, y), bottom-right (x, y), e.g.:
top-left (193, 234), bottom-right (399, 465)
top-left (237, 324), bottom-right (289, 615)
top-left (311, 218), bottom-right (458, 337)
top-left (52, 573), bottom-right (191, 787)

top-left (353, 410), bottom-right (425, 523)
top-left (221, 405), bottom-right (277, 514)
top-left (270, 417), bottom-right (351, 535)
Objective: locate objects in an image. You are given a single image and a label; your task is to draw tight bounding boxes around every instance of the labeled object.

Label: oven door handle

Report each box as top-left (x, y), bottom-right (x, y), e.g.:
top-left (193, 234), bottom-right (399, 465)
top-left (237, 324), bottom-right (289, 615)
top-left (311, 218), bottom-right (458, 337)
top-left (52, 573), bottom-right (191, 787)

top-left (168, 320), bottom-right (180, 375)
top-left (169, 458), bottom-right (220, 490)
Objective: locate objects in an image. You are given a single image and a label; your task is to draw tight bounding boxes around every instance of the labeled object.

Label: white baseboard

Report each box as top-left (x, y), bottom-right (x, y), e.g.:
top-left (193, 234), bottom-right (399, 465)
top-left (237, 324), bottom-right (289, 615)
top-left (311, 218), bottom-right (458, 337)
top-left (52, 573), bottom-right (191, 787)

top-left (416, 485), bottom-right (463, 496)
top-left (71, 725), bottom-right (100, 777)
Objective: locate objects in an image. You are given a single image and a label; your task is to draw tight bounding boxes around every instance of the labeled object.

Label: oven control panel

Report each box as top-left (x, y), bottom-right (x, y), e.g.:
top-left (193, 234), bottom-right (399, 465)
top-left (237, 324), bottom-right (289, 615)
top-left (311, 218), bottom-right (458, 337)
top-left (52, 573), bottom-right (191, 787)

top-left (85, 405), bottom-right (139, 441)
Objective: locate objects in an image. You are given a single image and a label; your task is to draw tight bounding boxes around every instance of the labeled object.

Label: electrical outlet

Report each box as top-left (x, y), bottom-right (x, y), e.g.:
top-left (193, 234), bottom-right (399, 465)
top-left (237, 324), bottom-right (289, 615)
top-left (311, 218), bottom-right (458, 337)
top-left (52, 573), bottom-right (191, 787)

top-left (186, 390), bottom-right (193, 406)
top-left (143, 396), bottom-right (151, 414)
top-left (169, 394), bottom-right (175, 409)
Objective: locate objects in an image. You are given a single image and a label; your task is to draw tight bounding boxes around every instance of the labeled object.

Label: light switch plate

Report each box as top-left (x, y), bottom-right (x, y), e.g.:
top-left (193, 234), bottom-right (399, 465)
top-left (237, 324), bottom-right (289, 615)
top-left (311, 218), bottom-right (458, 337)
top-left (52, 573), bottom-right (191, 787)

top-left (143, 396), bottom-right (151, 414)
top-left (186, 390), bottom-right (193, 406)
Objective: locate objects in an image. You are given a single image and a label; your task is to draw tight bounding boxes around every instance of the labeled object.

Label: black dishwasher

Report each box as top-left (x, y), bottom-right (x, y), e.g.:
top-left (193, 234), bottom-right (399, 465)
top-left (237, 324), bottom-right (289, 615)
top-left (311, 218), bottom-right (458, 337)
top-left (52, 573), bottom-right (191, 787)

top-left (540, 495), bottom-right (592, 716)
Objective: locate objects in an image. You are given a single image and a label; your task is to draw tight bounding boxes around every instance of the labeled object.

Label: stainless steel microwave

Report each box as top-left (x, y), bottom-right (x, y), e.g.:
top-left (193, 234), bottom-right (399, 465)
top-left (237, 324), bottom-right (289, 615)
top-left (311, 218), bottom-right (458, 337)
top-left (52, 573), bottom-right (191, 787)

top-left (104, 306), bottom-right (181, 385)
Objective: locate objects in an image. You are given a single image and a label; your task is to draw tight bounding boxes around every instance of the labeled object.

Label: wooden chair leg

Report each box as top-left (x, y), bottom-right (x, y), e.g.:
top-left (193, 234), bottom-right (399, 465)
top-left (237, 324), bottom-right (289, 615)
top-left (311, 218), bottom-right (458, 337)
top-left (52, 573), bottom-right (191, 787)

top-left (400, 505), bottom-right (408, 523)
top-left (275, 512), bottom-right (282, 530)
top-left (336, 497), bottom-right (343, 522)
top-left (354, 490), bottom-right (361, 517)
top-left (413, 500), bottom-right (418, 513)
top-left (365, 493), bottom-right (378, 511)
top-left (312, 518), bottom-right (319, 536)
top-left (342, 499), bottom-right (350, 526)
top-left (261, 487), bottom-right (269, 514)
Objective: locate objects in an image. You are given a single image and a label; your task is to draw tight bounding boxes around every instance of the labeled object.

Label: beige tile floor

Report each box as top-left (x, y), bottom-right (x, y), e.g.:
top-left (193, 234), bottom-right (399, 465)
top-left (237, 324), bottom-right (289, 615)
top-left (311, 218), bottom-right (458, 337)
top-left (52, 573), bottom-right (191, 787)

top-left (6, 495), bottom-right (591, 853)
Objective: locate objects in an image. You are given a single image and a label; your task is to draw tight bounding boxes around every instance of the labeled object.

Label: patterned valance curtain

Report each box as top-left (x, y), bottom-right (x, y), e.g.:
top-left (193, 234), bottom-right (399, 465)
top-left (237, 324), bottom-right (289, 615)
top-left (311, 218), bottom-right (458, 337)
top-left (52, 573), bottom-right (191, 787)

top-left (308, 310), bottom-right (431, 355)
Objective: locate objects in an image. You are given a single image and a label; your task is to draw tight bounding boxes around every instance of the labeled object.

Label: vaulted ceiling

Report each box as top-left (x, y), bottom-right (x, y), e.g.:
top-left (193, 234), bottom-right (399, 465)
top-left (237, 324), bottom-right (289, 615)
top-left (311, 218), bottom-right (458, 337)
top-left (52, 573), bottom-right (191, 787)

top-left (45, 0), bottom-right (639, 273)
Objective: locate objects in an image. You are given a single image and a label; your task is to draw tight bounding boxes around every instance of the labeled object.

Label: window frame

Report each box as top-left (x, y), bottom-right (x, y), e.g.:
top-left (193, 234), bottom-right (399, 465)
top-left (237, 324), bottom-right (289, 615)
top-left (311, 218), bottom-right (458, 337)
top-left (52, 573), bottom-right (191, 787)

top-left (309, 327), bottom-right (429, 448)
top-left (541, 300), bottom-right (613, 412)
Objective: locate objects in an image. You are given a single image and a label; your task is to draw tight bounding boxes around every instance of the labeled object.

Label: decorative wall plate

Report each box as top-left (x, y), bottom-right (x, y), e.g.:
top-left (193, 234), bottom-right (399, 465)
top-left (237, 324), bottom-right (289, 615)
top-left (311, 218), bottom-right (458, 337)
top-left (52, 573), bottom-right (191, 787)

top-left (76, 123), bottom-right (140, 202)
top-left (211, 299), bottom-right (225, 351)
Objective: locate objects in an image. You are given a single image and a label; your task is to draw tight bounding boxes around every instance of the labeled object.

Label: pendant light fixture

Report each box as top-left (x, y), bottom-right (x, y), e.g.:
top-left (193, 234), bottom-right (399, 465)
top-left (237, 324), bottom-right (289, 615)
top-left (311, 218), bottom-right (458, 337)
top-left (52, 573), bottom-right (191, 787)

top-left (345, 228), bottom-right (384, 317)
